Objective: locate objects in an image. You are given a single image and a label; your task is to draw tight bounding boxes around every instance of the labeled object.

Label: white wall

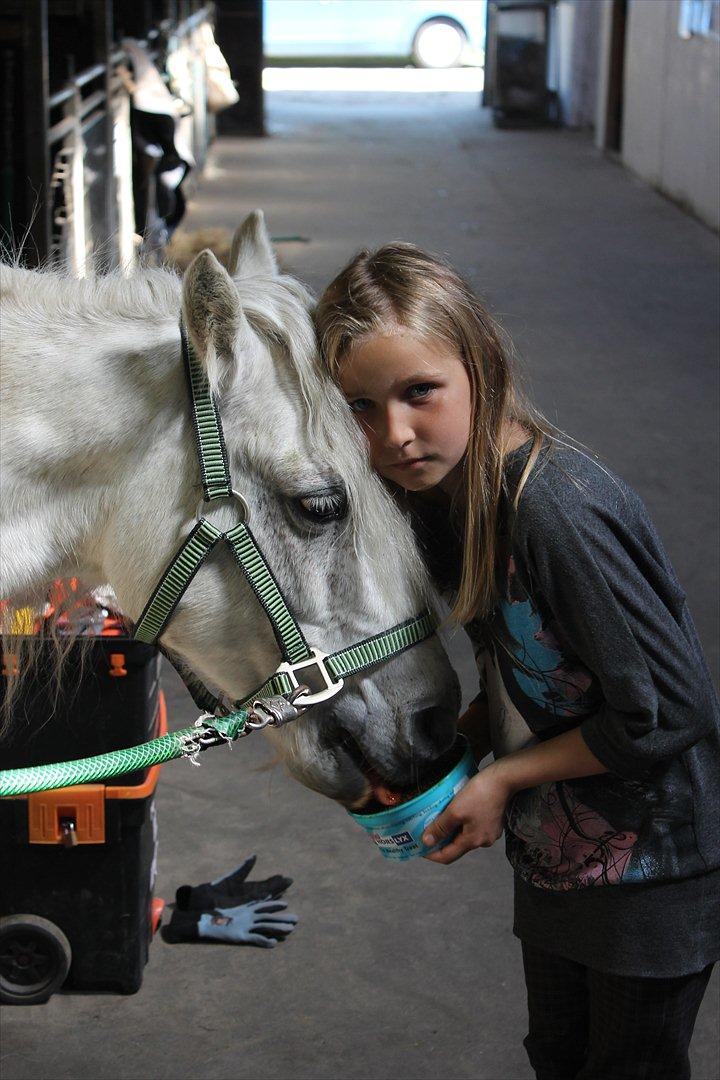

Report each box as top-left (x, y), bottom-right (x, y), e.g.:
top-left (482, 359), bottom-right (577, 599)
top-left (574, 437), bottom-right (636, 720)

top-left (622, 0), bottom-right (720, 229)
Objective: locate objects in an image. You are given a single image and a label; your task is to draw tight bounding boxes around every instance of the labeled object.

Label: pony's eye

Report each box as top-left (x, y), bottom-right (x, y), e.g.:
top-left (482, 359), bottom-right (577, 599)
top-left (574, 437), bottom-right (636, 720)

top-left (296, 491), bottom-right (347, 522)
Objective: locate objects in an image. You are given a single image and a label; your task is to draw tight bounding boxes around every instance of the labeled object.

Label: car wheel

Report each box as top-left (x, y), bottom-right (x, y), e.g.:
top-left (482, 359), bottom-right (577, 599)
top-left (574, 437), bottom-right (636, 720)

top-left (0, 915), bottom-right (72, 1005)
top-left (412, 18), bottom-right (467, 69)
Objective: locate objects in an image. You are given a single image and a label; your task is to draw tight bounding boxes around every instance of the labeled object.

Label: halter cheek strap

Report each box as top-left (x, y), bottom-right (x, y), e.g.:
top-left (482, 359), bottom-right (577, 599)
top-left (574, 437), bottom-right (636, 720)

top-left (133, 322), bottom-right (437, 715)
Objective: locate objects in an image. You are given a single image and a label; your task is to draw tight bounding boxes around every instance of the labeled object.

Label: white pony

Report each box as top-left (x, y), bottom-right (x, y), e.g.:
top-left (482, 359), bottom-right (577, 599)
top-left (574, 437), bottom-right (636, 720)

top-left (0, 212), bottom-right (460, 805)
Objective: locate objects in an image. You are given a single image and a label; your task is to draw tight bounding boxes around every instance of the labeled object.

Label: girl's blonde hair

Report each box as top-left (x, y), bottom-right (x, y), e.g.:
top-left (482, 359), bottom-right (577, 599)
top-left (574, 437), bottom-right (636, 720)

top-left (315, 242), bottom-right (552, 624)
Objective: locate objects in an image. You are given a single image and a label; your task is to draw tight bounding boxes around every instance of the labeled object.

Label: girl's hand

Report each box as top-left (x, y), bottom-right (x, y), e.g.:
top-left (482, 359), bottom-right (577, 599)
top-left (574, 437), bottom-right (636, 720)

top-left (421, 762), bottom-right (512, 865)
top-left (421, 727), bottom-right (608, 865)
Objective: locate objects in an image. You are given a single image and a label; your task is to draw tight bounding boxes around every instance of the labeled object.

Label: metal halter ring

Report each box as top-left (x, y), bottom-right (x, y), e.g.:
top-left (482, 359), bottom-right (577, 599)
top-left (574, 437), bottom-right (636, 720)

top-left (197, 488), bottom-right (251, 526)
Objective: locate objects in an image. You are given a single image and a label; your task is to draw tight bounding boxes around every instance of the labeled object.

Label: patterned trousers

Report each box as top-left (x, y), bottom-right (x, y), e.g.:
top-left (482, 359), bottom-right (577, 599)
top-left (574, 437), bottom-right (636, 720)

top-left (521, 942), bottom-right (714, 1080)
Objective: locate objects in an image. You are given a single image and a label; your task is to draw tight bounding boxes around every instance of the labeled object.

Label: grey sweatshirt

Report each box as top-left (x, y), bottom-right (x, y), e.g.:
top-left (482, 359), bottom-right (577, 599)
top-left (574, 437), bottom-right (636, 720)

top-left (413, 438), bottom-right (720, 974)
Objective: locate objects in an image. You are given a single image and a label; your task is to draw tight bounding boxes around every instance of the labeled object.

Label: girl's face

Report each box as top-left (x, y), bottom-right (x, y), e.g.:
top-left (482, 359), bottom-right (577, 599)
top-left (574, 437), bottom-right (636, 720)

top-left (338, 327), bottom-right (472, 493)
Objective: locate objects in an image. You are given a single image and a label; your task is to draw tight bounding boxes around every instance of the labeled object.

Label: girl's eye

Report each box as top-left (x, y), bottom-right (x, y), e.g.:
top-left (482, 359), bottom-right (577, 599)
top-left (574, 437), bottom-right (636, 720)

top-left (407, 383), bottom-right (436, 400)
top-left (348, 398), bottom-right (372, 414)
top-left (295, 490), bottom-right (348, 523)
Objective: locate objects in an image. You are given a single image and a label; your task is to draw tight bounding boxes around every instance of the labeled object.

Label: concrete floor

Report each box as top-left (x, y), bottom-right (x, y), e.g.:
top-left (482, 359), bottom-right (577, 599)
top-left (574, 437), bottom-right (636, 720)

top-left (2, 84), bottom-right (718, 1079)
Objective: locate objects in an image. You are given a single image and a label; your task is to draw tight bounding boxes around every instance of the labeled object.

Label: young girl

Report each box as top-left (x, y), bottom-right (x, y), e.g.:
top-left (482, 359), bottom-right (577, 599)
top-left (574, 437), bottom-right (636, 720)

top-left (314, 243), bottom-right (719, 1080)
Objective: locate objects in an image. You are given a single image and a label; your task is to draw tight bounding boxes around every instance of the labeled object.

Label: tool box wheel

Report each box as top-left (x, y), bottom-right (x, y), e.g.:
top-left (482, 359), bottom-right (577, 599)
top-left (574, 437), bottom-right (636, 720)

top-left (0, 915), bottom-right (72, 1005)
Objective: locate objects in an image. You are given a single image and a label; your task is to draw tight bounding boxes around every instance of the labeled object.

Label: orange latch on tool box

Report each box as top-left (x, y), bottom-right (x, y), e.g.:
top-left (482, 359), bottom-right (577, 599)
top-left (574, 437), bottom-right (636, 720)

top-left (17, 692), bottom-right (167, 844)
top-left (109, 653), bottom-right (127, 677)
top-left (27, 785), bottom-right (106, 844)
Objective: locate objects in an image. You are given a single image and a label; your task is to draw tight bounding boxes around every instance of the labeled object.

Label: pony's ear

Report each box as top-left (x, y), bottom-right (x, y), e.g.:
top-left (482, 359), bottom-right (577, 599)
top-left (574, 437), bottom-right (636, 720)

top-left (182, 250), bottom-right (246, 386)
top-left (228, 209), bottom-right (278, 279)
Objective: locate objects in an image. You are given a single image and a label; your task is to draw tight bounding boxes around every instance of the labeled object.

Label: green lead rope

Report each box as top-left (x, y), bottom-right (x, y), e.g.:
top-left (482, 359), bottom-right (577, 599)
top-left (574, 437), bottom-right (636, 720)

top-left (0, 712), bottom-right (249, 797)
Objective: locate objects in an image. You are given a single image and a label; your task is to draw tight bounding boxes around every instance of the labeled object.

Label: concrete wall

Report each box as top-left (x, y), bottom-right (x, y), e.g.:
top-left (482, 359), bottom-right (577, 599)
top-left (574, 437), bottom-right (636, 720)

top-left (622, 0), bottom-right (720, 229)
top-left (555, 0), bottom-right (601, 127)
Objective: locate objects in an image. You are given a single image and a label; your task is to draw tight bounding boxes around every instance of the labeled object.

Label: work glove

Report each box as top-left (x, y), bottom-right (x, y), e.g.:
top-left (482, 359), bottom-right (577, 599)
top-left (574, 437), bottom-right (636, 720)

top-left (163, 900), bottom-right (298, 948)
top-left (175, 855), bottom-right (292, 910)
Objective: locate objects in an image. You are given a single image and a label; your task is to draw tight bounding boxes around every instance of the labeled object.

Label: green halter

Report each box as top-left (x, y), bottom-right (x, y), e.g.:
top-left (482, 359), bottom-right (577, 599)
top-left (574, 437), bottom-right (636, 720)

top-left (133, 324), bottom-right (437, 714)
top-left (0, 324), bottom-right (439, 798)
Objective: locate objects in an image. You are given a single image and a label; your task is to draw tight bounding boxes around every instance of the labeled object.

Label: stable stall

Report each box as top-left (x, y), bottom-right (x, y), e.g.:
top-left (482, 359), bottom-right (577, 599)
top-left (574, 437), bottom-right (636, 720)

top-left (0, 1), bottom-right (223, 272)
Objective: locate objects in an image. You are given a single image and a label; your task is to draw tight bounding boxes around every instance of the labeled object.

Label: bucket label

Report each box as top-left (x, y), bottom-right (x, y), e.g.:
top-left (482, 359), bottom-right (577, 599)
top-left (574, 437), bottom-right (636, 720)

top-left (371, 830), bottom-right (414, 849)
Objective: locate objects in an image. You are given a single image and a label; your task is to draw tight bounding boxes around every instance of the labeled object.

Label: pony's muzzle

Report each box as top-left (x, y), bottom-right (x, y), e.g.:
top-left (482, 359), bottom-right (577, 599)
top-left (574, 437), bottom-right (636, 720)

top-left (330, 699), bottom-right (459, 797)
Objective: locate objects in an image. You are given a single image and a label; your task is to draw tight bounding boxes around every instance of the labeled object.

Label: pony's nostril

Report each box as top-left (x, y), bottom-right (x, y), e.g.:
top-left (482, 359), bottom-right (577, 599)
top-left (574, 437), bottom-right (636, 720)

top-left (412, 705), bottom-right (456, 754)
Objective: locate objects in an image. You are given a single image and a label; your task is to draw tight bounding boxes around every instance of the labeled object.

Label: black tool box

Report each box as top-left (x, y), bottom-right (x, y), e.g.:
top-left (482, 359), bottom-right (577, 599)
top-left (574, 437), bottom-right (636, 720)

top-left (0, 636), bottom-right (165, 1004)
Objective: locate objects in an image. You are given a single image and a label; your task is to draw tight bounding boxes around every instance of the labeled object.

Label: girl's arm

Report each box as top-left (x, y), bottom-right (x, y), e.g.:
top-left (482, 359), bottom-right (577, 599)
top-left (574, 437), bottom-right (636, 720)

top-left (422, 726), bottom-right (607, 864)
top-left (423, 450), bottom-right (719, 866)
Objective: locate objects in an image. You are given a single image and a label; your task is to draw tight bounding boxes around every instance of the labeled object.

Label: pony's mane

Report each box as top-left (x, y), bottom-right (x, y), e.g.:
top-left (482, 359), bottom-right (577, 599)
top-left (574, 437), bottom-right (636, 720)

top-left (0, 262), bottom-right (181, 328)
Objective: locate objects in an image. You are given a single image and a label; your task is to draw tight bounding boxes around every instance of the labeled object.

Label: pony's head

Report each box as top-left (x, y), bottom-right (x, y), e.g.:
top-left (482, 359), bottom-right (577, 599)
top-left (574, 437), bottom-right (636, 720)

top-left (99, 213), bottom-right (460, 805)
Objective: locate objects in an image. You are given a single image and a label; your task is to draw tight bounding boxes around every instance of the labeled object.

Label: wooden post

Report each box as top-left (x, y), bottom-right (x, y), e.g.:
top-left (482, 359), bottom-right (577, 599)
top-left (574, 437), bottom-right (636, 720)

top-left (1, 0), bottom-right (52, 264)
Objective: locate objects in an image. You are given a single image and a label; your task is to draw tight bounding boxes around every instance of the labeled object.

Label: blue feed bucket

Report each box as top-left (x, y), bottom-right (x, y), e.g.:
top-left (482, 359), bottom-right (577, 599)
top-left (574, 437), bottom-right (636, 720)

top-left (348, 739), bottom-right (477, 861)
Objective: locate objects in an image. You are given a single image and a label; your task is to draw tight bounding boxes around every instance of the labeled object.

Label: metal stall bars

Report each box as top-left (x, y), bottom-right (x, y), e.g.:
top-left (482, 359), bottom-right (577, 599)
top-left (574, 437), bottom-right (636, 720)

top-left (50, 8), bottom-right (215, 274)
top-left (0, 1), bottom-right (216, 275)
top-left (47, 61), bottom-right (130, 275)
top-left (125, 7), bottom-right (216, 263)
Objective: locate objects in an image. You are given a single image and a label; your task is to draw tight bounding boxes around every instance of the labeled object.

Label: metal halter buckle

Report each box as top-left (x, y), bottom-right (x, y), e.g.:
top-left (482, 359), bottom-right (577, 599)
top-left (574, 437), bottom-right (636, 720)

top-left (275, 648), bottom-right (345, 705)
